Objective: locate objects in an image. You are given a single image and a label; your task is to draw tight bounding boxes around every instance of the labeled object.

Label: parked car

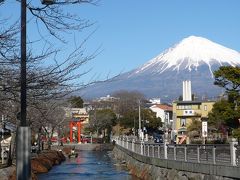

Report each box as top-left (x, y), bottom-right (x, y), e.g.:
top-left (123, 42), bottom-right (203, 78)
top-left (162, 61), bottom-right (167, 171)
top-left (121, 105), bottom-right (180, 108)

top-left (60, 137), bottom-right (67, 143)
top-left (153, 133), bottom-right (164, 143)
top-left (81, 136), bottom-right (98, 143)
top-left (81, 136), bottom-right (91, 143)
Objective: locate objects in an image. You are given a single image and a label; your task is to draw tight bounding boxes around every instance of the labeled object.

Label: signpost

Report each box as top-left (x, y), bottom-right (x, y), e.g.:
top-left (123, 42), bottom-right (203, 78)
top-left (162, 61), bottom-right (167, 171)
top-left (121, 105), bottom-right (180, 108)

top-left (202, 121), bottom-right (208, 144)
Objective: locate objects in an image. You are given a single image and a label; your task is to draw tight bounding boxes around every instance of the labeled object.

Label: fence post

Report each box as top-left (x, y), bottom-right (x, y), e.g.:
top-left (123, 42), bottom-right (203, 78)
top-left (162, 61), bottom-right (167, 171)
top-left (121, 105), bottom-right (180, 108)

top-left (212, 145), bottom-right (216, 164)
top-left (152, 145), bottom-right (154, 157)
top-left (143, 143), bottom-right (145, 155)
top-left (140, 141), bottom-right (143, 155)
top-left (126, 137), bottom-right (129, 149)
top-left (158, 145), bottom-right (160, 158)
top-left (184, 146), bottom-right (187, 161)
top-left (230, 138), bottom-right (238, 166)
top-left (197, 145), bottom-right (200, 163)
top-left (173, 145), bottom-right (176, 160)
top-left (147, 145), bottom-right (150, 156)
top-left (132, 139), bottom-right (135, 152)
top-left (164, 141), bottom-right (168, 159)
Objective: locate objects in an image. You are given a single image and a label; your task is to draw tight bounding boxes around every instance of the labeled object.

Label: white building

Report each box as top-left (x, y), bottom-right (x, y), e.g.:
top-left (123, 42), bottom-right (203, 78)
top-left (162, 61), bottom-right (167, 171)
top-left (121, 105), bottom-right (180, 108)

top-left (149, 104), bottom-right (173, 126)
top-left (98, 95), bottom-right (119, 102)
top-left (149, 98), bottom-right (161, 104)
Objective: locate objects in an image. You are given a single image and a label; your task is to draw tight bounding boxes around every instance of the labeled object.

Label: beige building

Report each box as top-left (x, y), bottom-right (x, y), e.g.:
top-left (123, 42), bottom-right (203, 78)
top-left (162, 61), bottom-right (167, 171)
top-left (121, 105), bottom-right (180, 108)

top-left (64, 107), bottom-right (89, 124)
top-left (172, 100), bottom-right (214, 144)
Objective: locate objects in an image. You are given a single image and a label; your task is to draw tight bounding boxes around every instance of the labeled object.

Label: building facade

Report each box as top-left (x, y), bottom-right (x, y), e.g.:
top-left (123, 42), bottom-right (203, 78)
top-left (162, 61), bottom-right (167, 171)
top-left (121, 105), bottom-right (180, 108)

top-left (172, 100), bottom-right (214, 144)
top-left (149, 104), bottom-right (173, 127)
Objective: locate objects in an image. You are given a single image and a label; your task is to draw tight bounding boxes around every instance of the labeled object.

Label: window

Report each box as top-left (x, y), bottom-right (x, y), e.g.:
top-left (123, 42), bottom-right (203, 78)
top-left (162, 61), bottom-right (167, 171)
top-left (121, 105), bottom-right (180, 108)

top-left (204, 105), bottom-right (207, 111)
top-left (180, 118), bottom-right (186, 127)
top-left (177, 105), bottom-right (192, 110)
top-left (177, 105), bottom-right (182, 110)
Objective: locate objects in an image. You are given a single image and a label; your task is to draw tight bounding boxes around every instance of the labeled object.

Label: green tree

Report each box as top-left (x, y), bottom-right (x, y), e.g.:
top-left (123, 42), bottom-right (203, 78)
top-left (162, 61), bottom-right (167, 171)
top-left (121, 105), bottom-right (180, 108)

top-left (119, 110), bottom-right (138, 128)
top-left (208, 99), bottom-right (240, 130)
top-left (142, 109), bottom-right (162, 131)
top-left (187, 119), bottom-right (202, 139)
top-left (187, 119), bottom-right (202, 132)
top-left (214, 66), bottom-right (240, 94)
top-left (89, 109), bottom-right (117, 141)
top-left (214, 66), bottom-right (240, 103)
top-left (68, 96), bottom-right (84, 108)
top-left (119, 109), bottom-right (162, 133)
top-left (210, 66), bottom-right (240, 131)
top-left (232, 128), bottom-right (240, 141)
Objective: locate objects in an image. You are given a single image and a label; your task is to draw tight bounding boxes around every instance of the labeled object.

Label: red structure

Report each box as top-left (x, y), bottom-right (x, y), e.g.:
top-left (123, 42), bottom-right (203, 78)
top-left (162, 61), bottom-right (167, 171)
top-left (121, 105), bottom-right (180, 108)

top-left (69, 119), bottom-right (84, 143)
top-left (66, 108), bottom-right (89, 143)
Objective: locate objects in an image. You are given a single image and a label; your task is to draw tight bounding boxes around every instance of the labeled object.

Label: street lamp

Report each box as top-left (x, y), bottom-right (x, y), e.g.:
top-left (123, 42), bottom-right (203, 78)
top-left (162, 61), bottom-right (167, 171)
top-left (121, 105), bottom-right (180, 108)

top-left (138, 100), bottom-right (142, 140)
top-left (17, 1), bottom-right (55, 179)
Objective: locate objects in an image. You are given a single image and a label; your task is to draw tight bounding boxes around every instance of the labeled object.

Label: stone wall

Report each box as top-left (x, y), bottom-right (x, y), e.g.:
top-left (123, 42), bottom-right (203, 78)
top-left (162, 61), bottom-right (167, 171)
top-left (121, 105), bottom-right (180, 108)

top-left (52, 143), bottom-right (114, 151)
top-left (0, 150), bottom-right (65, 180)
top-left (113, 146), bottom-right (236, 180)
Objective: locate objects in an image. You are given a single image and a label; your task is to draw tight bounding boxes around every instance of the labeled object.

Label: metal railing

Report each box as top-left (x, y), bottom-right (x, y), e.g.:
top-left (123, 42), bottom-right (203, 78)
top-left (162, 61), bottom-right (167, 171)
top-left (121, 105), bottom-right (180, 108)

top-left (113, 137), bottom-right (239, 167)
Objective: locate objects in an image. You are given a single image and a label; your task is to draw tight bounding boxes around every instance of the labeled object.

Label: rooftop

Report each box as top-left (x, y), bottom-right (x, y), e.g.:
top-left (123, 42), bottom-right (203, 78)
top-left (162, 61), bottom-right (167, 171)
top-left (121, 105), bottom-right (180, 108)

top-left (151, 104), bottom-right (173, 111)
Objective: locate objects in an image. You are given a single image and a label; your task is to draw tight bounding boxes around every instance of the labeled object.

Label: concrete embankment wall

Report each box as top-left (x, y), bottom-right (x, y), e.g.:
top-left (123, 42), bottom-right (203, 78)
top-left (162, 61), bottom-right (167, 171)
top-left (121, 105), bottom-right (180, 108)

top-left (52, 143), bottom-right (114, 151)
top-left (113, 145), bottom-right (239, 180)
top-left (0, 150), bottom-right (66, 180)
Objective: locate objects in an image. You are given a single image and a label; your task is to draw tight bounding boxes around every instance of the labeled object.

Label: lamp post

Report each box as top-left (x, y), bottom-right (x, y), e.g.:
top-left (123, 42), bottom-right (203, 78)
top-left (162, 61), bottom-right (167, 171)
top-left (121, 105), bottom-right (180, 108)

top-left (138, 100), bottom-right (142, 140)
top-left (16, 1), bottom-right (31, 179)
top-left (17, 1), bottom-right (55, 179)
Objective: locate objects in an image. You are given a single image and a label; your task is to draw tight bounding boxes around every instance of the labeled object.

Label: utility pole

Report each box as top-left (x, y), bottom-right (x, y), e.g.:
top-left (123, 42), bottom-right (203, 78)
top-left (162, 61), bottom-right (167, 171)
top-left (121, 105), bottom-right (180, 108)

top-left (133, 117), bottom-right (135, 136)
top-left (1, 115), bottom-right (5, 164)
top-left (1, 115), bottom-right (4, 140)
top-left (138, 100), bottom-right (141, 139)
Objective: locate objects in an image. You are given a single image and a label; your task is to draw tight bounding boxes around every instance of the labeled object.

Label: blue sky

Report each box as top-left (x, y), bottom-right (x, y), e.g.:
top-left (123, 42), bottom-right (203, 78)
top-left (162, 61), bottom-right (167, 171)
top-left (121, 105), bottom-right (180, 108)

top-left (1, 0), bottom-right (240, 83)
top-left (74, 0), bottom-right (240, 81)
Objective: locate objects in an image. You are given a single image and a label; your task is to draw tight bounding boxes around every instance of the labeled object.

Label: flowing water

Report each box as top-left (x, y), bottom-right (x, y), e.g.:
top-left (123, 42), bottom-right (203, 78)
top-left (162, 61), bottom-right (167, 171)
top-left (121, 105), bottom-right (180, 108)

top-left (38, 151), bottom-right (139, 180)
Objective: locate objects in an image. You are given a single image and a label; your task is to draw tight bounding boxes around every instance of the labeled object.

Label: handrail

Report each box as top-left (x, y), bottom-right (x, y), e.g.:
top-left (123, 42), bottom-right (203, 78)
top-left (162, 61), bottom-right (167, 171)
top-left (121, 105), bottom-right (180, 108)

top-left (112, 136), bottom-right (239, 167)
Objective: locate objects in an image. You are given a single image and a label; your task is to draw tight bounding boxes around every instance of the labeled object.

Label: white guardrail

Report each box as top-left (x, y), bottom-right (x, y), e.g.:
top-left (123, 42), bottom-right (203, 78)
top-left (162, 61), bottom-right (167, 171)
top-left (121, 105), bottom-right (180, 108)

top-left (112, 136), bottom-right (239, 167)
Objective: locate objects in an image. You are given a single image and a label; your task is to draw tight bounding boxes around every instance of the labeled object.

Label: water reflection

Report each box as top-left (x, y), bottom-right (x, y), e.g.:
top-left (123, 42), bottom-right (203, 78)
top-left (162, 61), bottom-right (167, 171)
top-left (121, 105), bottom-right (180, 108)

top-left (38, 151), bottom-right (138, 180)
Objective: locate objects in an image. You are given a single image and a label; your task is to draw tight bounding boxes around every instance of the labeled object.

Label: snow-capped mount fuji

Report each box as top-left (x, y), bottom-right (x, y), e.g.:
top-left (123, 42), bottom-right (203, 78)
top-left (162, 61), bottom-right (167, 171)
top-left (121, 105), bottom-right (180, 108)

top-left (131, 36), bottom-right (240, 77)
top-left (81, 36), bottom-right (240, 102)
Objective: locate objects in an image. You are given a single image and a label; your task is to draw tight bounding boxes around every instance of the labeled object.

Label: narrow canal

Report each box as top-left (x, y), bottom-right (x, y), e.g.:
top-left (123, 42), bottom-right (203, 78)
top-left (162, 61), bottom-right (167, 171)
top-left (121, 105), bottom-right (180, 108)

top-left (38, 150), bottom-right (139, 180)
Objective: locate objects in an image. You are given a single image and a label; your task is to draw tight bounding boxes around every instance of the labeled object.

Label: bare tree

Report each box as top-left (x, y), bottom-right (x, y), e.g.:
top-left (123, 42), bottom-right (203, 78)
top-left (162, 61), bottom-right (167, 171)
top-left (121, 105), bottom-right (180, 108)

top-left (112, 90), bottom-right (146, 116)
top-left (0, 0), bottom-right (99, 108)
top-left (27, 100), bottom-right (68, 149)
top-left (0, 0), bottom-right (100, 161)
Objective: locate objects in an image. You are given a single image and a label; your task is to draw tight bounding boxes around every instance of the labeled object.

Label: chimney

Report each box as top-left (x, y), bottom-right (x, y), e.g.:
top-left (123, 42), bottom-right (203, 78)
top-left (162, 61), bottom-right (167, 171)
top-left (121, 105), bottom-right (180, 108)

top-left (183, 80), bottom-right (192, 101)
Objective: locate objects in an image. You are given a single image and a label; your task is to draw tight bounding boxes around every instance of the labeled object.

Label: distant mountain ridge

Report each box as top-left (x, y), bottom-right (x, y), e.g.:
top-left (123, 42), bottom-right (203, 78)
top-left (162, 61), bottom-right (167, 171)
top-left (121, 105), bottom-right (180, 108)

top-left (81, 36), bottom-right (240, 102)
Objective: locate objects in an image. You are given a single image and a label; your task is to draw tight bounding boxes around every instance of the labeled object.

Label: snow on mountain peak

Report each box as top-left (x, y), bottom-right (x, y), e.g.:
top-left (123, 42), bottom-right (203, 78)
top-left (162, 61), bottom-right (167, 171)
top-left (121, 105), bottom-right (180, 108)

top-left (134, 36), bottom-right (240, 76)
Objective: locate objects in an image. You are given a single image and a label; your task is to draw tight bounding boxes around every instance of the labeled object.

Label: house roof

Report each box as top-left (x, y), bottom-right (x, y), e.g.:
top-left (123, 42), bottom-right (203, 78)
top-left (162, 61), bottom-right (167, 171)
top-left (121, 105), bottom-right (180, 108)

top-left (151, 104), bottom-right (173, 111)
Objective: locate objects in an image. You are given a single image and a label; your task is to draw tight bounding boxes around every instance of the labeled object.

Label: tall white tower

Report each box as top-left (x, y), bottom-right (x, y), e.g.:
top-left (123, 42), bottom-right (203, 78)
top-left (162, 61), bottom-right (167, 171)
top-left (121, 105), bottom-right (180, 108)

top-left (182, 80), bottom-right (192, 101)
